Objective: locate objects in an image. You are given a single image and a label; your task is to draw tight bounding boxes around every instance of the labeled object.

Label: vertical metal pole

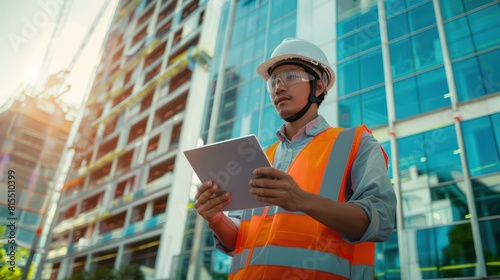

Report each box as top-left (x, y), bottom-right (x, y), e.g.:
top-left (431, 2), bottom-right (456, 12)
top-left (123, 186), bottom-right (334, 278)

top-left (377, 0), bottom-right (408, 279)
top-left (432, 0), bottom-right (487, 277)
top-left (187, 0), bottom-right (236, 279)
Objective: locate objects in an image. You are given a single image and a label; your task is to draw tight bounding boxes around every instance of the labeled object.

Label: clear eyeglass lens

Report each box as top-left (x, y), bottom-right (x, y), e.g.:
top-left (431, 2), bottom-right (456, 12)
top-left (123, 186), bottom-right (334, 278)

top-left (267, 69), bottom-right (315, 92)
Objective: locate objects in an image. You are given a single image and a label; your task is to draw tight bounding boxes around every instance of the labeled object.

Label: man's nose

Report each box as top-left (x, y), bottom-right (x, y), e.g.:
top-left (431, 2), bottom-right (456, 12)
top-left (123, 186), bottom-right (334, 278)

top-left (275, 79), bottom-right (287, 93)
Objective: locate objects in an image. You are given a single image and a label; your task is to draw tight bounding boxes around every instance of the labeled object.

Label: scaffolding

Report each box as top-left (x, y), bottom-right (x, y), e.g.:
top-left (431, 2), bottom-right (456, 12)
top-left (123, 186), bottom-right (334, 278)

top-left (91, 45), bottom-right (208, 127)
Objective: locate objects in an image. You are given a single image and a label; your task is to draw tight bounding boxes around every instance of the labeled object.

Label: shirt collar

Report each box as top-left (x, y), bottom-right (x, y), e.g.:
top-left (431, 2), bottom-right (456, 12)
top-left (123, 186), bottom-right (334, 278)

top-left (276, 115), bottom-right (330, 142)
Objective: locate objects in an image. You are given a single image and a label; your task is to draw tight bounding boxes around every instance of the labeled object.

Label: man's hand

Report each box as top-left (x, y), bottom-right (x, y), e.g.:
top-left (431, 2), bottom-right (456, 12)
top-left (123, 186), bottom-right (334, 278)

top-left (249, 167), bottom-right (308, 212)
top-left (194, 180), bottom-right (232, 224)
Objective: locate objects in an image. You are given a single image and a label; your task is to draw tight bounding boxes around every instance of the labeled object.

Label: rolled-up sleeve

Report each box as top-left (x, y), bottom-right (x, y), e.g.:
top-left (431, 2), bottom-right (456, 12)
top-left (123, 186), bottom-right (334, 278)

top-left (213, 216), bottom-right (241, 256)
top-left (346, 133), bottom-right (396, 243)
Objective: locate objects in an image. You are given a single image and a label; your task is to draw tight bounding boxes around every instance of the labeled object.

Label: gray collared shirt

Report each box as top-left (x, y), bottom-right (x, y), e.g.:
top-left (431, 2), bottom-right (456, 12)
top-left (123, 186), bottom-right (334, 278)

top-left (214, 115), bottom-right (396, 255)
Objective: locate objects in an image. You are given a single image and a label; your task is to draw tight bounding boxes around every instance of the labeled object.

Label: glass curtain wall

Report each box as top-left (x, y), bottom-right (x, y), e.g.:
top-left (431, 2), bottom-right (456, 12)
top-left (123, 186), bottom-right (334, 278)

top-left (335, 0), bottom-right (500, 278)
top-left (182, 0), bottom-right (299, 279)
top-left (183, 0), bottom-right (500, 279)
top-left (201, 0), bottom-right (298, 148)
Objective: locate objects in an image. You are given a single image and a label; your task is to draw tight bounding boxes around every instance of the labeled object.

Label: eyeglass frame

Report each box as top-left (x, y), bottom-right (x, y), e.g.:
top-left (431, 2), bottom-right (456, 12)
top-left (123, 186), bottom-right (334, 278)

top-left (266, 69), bottom-right (317, 93)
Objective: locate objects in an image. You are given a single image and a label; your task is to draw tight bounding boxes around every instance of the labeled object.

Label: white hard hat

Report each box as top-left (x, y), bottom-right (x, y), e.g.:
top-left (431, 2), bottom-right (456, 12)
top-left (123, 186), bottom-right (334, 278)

top-left (257, 38), bottom-right (335, 90)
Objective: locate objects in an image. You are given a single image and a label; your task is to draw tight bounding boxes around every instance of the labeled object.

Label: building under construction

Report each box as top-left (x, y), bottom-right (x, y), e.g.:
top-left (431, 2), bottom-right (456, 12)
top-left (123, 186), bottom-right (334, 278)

top-left (0, 93), bottom-right (73, 276)
top-left (41, 0), bottom-right (220, 279)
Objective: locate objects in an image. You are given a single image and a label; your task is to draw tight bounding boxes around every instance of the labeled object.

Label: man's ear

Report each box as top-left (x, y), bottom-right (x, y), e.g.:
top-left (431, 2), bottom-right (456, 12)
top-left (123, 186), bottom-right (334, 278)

top-left (315, 80), bottom-right (325, 97)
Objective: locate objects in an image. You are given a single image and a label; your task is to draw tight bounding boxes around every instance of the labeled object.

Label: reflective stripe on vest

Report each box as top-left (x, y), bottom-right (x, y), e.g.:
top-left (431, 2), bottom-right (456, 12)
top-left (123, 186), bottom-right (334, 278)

top-left (229, 126), bottom-right (375, 280)
top-left (319, 127), bottom-right (356, 201)
top-left (231, 245), bottom-right (351, 278)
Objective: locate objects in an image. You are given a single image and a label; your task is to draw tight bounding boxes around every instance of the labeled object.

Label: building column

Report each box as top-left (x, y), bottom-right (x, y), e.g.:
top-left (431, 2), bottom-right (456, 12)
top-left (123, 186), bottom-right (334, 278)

top-left (115, 244), bottom-right (125, 269)
top-left (377, 0), bottom-right (408, 279)
top-left (432, 0), bottom-right (487, 277)
top-left (154, 49), bottom-right (213, 280)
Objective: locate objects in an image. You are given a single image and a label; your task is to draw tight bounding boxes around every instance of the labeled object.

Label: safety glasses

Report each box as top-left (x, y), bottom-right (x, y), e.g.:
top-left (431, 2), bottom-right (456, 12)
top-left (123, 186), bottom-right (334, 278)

top-left (266, 69), bottom-right (316, 93)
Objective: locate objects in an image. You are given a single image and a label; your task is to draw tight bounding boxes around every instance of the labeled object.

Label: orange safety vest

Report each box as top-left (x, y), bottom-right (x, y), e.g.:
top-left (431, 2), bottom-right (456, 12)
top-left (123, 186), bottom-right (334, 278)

top-left (229, 125), bottom-right (379, 280)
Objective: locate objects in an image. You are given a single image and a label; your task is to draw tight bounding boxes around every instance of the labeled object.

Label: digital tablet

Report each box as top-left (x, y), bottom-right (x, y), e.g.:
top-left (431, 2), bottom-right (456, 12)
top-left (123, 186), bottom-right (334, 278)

top-left (183, 134), bottom-right (272, 211)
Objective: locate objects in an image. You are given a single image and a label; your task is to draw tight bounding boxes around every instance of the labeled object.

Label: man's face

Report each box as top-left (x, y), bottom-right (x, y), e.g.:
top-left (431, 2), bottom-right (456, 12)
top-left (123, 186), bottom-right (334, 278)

top-left (268, 64), bottom-right (313, 119)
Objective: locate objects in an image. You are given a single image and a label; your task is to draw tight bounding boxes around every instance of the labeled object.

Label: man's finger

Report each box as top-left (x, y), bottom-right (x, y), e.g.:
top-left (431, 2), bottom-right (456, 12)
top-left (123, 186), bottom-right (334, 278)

top-left (195, 180), bottom-right (214, 200)
top-left (253, 167), bottom-right (286, 179)
top-left (249, 177), bottom-right (279, 188)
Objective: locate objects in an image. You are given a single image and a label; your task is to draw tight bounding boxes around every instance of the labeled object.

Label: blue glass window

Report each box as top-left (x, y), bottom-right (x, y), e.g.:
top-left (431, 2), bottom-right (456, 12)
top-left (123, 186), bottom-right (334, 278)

top-left (337, 2), bottom-right (379, 60)
top-left (412, 28), bottom-right (442, 71)
top-left (337, 59), bottom-right (360, 96)
top-left (479, 219), bottom-right (500, 276)
top-left (338, 25), bottom-right (380, 60)
top-left (431, 184), bottom-right (469, 221)
top-left (18, 229), bottom-right (36, 244)
top-left (375, 232), bottom-right (400, 278)
top-left (22, 212), bottom-right (40, 225)
top-left (270, 0), bottom-right (297, 23)
top-left (398, 133), bottom-right (428, 177)
top-left (406, 0), bottom-right (427, 9)
top-left (338, 1), bottom-right (378, 35)
top-left (358, 5), bottom-right (379, 29)
top-left (452, 49), bottom-right (500, 103)
top-left (408, 2), bottom-right (436, 32)
top-left (452, 57), bottom-right (485, 102)
top-left (0, 204), bottom-right (8, 218)
top-left (388, 13), bottom-right (409, 41)
top-left (440, 0), bottom-right (465, 20)
top-left (268, 20), bottom-right (283, 54)
top-left (362, 86), bottom-right (388, 128)
top-left (338, 95), bottom-right (362, 128)
top-left (444, 17), bottom-right (475, 59)
top-left (473, 174), bottom-right (500, 218)
top-left (464, 0), bottom-right (496, 12)
top-left (492, 114), bottom-right (500, 155)
top-left (416, 67), bottom-right (450, 113)
top-left (242, 41), bottom-right (257, 66)
top-left (403, 184), bottom-right (469, 228)
top-left (238, 62), bottom-right (253, 82)
top-left (257, 4), bottom-right (267, 30)
top-left (398, 126), bottom-right (460, 182)
top-left (338, 87), bottom-right (387, 129)
top-left (282, 15), bottom-right (296, 39)
top-left (251, 111), bottom-right (260, 136)
top-left (462, 116), bottom-right (500, 176)
top-left (238, 82), bottom-right (260, 117)
top-left (422, 126), bottom-right (460, 181)
top-left (261, 105), bottom-right (281, 146)
top-left (390, 38), bottom-right (414, 78)
top-left (394, 76), bottom-right (419, 119)
top-left (337, 15), bottom-right (358, 36)
top-left (359, 49), bottom-right (384, 88)
top-left (477, 49), bottom-right (500, 95)
top-left (357, 24), bottom-right (381, 53)
top-left (227, 43), bottom-right (243, 69)
top-left (338, 33), bottom-right (357, 60)
top-left (385, 0), bottom-right (407, 16)
top-left (414, 224), bottom-right (476, 278)
top-left (231, 20), bottom-right (245, 45)
top-left (415, 227), bottom-right (438, 278)
top-left (468, 4), bottom-right (500, 52)
top-left (230, 118), bottom-right (242, 138)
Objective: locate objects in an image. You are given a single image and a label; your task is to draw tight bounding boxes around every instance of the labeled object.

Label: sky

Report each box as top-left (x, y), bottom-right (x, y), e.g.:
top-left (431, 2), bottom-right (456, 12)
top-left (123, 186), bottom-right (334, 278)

top-left (0, 0), bottom-right (119, 109)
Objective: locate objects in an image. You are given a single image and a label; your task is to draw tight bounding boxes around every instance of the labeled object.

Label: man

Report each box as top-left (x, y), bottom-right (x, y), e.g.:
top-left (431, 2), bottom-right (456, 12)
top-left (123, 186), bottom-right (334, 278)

top-left (194, 38), bottom-right (396, 279)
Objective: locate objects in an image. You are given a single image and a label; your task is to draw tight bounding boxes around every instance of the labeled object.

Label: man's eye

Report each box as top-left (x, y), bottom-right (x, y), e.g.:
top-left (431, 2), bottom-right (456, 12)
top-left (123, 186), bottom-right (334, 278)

top-left (286, 75), bottom-right (300, 81)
